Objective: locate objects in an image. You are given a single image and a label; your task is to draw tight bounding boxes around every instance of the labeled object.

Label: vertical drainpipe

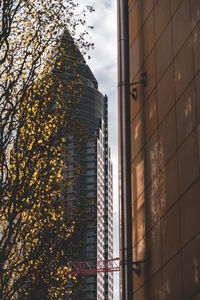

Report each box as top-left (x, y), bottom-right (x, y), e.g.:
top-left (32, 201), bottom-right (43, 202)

top-left (118, 0), bottom-right (133, 299)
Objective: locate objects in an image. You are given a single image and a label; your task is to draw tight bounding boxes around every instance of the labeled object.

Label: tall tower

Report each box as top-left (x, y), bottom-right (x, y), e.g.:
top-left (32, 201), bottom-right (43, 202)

top-left (56, 29), bottom-right (114, 299)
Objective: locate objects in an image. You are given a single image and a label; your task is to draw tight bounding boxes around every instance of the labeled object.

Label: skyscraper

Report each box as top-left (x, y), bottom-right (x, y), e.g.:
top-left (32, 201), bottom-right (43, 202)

top-left (57, 29), bottom-right (114, 300)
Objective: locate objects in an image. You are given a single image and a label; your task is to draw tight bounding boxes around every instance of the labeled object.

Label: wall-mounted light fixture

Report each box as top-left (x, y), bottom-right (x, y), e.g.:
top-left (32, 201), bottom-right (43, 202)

top-left (129, 72), bottom-right (147, 100)
top-left (132, 250), bottom-right (151, 276)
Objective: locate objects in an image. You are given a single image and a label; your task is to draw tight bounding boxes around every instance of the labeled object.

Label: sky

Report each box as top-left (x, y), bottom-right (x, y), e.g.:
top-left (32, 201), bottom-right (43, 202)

top-left (78, 0), bottom-right (119, 298)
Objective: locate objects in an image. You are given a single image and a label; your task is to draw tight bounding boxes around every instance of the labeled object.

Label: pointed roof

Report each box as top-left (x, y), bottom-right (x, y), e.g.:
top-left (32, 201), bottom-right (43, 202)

top-left (59, 28), bottom-right (85, 63)
top-left (56, 28), bottom-right (98, 89)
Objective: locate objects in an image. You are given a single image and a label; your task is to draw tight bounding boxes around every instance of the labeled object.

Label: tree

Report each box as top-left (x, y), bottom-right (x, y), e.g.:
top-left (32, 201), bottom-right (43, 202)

top-left (0, 0), bottom-right (94, 298)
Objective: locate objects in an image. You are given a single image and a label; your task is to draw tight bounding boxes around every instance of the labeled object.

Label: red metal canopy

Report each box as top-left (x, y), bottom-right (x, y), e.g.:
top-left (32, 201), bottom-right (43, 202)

top-left (68, 257), bottom-right (120, 275)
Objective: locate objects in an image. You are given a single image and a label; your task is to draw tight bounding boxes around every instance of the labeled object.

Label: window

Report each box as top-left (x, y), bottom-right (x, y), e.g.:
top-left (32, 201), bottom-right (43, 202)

top-left (87, 162), bottom-right (95, 168)
top-left (87, 148), bottom-right (94, 154)
top-left (87, 170), bottom-right (94, 176)
top-left (87, 177), bottom-right (94, 183)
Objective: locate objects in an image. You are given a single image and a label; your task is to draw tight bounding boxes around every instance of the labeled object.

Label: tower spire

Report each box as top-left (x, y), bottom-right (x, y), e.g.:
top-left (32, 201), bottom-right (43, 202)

top-left (55, 27), bottom-right (98, 89)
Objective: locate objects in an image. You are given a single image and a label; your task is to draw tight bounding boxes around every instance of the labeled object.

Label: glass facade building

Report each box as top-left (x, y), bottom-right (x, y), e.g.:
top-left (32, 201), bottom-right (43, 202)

top-left (57, 30), bottom-right (113, 300)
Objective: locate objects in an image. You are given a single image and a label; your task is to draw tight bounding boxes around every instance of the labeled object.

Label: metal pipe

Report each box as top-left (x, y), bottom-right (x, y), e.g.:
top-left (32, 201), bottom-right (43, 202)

top-left (118, 0), bottom-right (133, 299)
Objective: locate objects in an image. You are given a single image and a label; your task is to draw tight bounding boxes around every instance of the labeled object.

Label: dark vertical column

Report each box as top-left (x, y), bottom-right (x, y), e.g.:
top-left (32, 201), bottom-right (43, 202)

top-left (118, 0), bottom-right (133, 299)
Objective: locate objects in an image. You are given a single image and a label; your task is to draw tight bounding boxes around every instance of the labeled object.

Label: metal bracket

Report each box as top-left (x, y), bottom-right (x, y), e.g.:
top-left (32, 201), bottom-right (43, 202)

top-left (132, 250), bottom-right (151, 276)
top-left (132, 260), bottom-right (145, 276)
top-left (129, 72), bottom-right (147, 101)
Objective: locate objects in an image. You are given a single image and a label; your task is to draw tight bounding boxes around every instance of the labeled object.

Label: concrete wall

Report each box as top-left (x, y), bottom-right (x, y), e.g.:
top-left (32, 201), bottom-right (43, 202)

top-left (128, 0), bottom-right (200, 299)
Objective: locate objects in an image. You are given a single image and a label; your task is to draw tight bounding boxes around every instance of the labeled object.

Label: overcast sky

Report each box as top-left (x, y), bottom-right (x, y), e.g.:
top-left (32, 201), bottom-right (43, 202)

top-left (78, 0), bottom-right (119, 298)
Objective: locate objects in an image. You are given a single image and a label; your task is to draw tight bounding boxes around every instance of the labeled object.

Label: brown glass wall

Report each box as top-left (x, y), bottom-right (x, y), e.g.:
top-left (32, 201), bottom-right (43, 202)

top-left (126, 0), bottom-right (200, 299)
